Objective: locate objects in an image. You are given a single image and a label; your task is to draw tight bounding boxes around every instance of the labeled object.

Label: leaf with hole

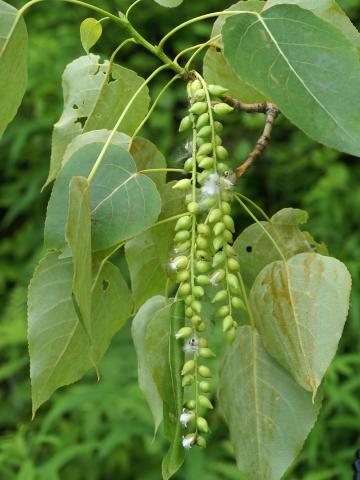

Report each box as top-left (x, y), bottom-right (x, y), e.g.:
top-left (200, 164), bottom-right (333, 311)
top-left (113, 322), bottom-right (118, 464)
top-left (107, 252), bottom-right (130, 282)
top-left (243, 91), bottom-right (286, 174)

top-left (80, 18), bottom-right (102, 54)
top-left (44, 142), bottom-right (162, 252)
top-left (28, 252), bottom-right (131, 416)
top-left (223, 4), bottom-right (360, 156)
top-left (0, 0), bottom-right (28, 138)
top-left (249, 252), bottom-right (351, 395)
top-left (46, 55), bottom-right (150, 186)
top-left (219, 325), bottom-right (322, 480)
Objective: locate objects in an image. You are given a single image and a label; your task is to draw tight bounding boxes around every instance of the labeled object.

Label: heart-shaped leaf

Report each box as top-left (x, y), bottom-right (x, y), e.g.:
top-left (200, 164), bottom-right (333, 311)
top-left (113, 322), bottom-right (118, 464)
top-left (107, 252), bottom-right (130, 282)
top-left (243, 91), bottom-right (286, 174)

top-left (80, 18), bottom-right (102, 54)
top-left (249, 252), bottom-right (352, 395)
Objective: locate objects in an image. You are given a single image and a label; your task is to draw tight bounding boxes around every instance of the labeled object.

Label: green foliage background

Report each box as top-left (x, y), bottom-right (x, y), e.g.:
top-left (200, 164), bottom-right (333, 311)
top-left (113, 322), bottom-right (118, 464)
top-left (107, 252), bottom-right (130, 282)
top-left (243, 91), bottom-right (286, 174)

top-left (1, 0), bottom-right (360, 478)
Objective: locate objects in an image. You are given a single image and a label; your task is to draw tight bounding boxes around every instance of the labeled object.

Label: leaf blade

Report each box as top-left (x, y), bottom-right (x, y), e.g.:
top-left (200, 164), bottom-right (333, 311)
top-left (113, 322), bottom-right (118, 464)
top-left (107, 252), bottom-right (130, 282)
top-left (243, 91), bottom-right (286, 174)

top-left (80, 17), bottom-right (102, 54)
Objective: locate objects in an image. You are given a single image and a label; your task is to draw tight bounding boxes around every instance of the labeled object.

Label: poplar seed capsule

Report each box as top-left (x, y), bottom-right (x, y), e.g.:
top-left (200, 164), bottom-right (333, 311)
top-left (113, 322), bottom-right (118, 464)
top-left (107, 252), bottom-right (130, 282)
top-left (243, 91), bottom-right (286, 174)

top-left (213, 103), bottom-right (234, 116)
top-left (185, 295), bottom-right (193, 306)
top-left (194, 88), bottom-right (206, 101)
top-left (189, 102), bottom-right (207, 115)
top-left (172, 256), bottom-right (188, 269)
top-left (212, 251), bottom-right (226, 267)
top-left (182, 359), bottom-right (195, 375)
top-left (223, 315), bottom-right (234, 332)
top-left (214, 135), bottom-right (222, 146)
top-left (196, 236), bottom-right (209, 249)
top-left (176, 241), bottom-right (191, 253)
top-left (187, 202), bottom-right (200, 214)
top-left (223, 230), bottom-right (233, 243)
top-left (196, 250), bottom-right (210, 260)
top-left (190, 79), bottom-right (202, 95)
top-left (197, 224), bottom-right (211, 236)
top-left (200, 348), bottom-right (216, 359)
top-left (176, 327), bottom-right (193, 339)
top-left (175, 216), bottom-right (192, 231)
top-left (178, 283), bottom-right (191, 296)
top-left (217, 162), bottom-right (230, 174)
top-left (199, 366), bottom-right (212, 378)
top-left (185, 307), bottom-right (193, 318)
top-left (227, 273), bottom-right (241, 293)
top-left (217, 305), bottom-right (230, 317)
top-left (213, 236), bottom-right (225, 251)
top-left (197, 322), bottom-right (207, 332)
top-left (197, 436), bottom-right (207, 448)
top-left (185, 193), bottom-right (193, 204)
top-left (196, 275), bottom-right (210, 286)
top-left (212, 290), bottom-right (228, 304)
top-left (178, 115), bottom-right (192, 132)
top-left (197, 125), bottom-right (212, 138)
top-left (186, 400), bottom-right (196, 409)
top-left (210, 269), bottom-right (225, 284)
top-left (196, 137), bottom-right (206, 147)
top-left (191, 300), bottom-right (202, 314)
top-left (214, 121), bottom-right (223, 133)
top-left (199, 381), bottom-right (211, 393)
top-left (182, 374), bottom-right (194, 387)
top-left (191, 315), bottom-right (202, 327)
top-left (174, 230), bottom-right (190, 243)
top-left (232, 296), bottom-right (245, 309)
top-left (208, 84), bottom-right (229, 97)
top-left (221, 190), bottom-right (232, 202)
top-left (184, 158), bottom-right (194, 172)
top-left (201, 196), bottom-right (217, 209)
top-left (209, 208), bottom-right (222, 223)
top-left (197, 143), bottom-right (213, 156)
top-left (221, 202), bottom-right (231, 214)
top-left (228, 258), bottom-right (240, 271)
top-left (173, 178), bottom-right (192, 190)
top-left (227, 328), bottom-right (236, 344)
top-left (197, 171), bottom-right (211, 185)
top-left (213, 222), bottom-right (226, 236)
top-left (198, 337), bottom-right (208, 348)
top-left (199, 157), bottom-right (214, 170)
top-left (224, 244), bottom-right (237, 256)
top-left (196, 261), bottom-right (210, 273)
top-left (176, 270), bottom-right (190, 282)
top-left (216, 145), bottom-right (229, 160)
top-left (223, 215), bottom-right (235, 232)
top-left (198, 395), bottom-right (214, 409)
top-left (196, 112), bottom-right (210, 128)
top-left (193, 286), bottom-right (205, 298)
top-left (197, 417), bottom-right (209, 433)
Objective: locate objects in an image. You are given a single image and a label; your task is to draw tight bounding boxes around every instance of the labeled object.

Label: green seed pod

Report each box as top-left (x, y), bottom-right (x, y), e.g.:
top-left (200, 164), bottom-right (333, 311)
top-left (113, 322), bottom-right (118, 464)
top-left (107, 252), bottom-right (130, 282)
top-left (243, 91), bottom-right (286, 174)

top-left (179, 115), bottom-right (192, 132)
top-left (232, 296), bottom-right (245, 310)
top-left (227, 327), bottom-right (236, 344)
top-left (197, 223), bottom-right (211, 236)
top-left (196, 249), bottom-right (210, 260)
top-left (223, 315), bottom-right (234, 332)
top-left (193, 286), bottom-right (205, 298)
top-left (173, 178), bottom-right (191, 190)
top-left (183, 158), bottom-right (194, 172)
top-left (185, 295), bottom-right (193, 306)
top-left (200, 348), bottom-right (216, 359)
top-left (228, 258), bottom-right (240, 271)
top-left (194, 88), bottom-right (206, 101)
top-left (224, 244), bottom-right (237, 256)
top-left (185, 307), bottom-right (193, 318)
top-left (176, 270), bottom-right (190, 283)
top-left (197, 322), bottom-right (207, 332)
top-left (213, 102), bottom-right (234, 116)
top-left (198, 125), bottom-right (212, 138)
top-left (174, 230), bottom-right (190, 243)
top-left (172, 256), bottom-right (188, 270)
top-left (213, 236), bottom-right (225, 251)
top-left (197, 436), bottom-right (207, 448)
top-left (201, 196), bottom-right (217, 209)
top-left (182, 359), bottom-right (195, 375)
top-left (223, 230), bottom-right (233, 243)
top-left (214, 121), bottom-right (223, 133)
top-left (190, 79), bottom-right (202, 95)
top-left (175, 327), bottom-right (192, 339)
top-left (197, 142), bottom-right (213, 156)
top-left (199, 365), bottom-right (212, 378)
top-left (186, 399), bottom-right (196, 409)
top-left (199, 157), bottom-right (214, 170)
top-left (196, 275), bottom-right (210, 286)
top-left (178, 282), bottom-right (191, 296)
top-left (196, 236), bottom-right (209, 249)
top-left (227, 273), bottom-right (241, 293)
top-left (196, 136), bottom-right (206, 147)
top-left (213, 221), bottom-right (225, 236)
top-left (212, 289), bottom-right (228, 304)
top-left (223, 215), bottom-right (235, 232)
top-left (198, 337), bottom-right (208, 348)
top-left (196, 260), bottom-right (210, 273)
top-left (217, 162), bottom-right (230, 174)
top-left (196, 112), bottom-right (209, 128)
top-left (176, 241), bottom-right (191, 253)
top-left (209, 208), bottom-right (222, 223)
top-left (175, 215), bottom-right (192, 231)
top-left (210, 268), bottom-right (225, 284)
top-left (208, 84), bottom-right (229, 97)
top-left (191, 315), bottom-right (202, 327)
top-left (199, 381), bottom-right (211, 393)
top-left (221, 190), bottom-right (232, 202)
top-left (182, 374), bottom-right (194, 387)
top-left (212, 251), bottom-right (226, 268)
top-left (214, 135), bottom-right (222, 146)
top-left (221, 202), bottom-right (231, 215)
top-left (216, 145), bottom-right (229, 160)
top-left (189, 101), bottom-right (207, 115)
top-left (184, 193), bottom-right (193, 205)
top-left (198, 395), bottom-right (214, 409)
top-left (197, 170), bottom-right (211, 186)
top-left (217, 305), bottom-right (230, 317)
top-left (187, 202), bottom-right (200, 214)
top-left (197, 417), bottom-right (209, 433)
top-left (191, 300), bottom-right (202, 314)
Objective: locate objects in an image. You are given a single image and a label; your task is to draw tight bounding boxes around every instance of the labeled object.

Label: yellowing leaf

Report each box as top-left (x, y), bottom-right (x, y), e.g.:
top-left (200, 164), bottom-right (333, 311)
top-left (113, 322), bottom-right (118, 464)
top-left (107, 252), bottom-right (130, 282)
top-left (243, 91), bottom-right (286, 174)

top-left (80, 17), bottom-right (102, 54)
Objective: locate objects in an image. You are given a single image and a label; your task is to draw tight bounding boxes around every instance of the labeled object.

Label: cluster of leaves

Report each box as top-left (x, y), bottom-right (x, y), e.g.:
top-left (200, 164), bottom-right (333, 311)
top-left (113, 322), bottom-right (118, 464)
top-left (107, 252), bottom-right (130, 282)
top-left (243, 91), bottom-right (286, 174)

top-left (0, 0), bottom-right (360, 480)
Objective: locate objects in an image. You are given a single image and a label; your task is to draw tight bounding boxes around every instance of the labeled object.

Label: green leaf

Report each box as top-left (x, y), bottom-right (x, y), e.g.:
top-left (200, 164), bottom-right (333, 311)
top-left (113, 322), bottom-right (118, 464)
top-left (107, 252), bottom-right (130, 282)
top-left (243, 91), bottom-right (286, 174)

top-left (0, 0), bottom-right (28, 138)
top-left (46, 55), bottom-right (150, 186)
top-left (66, 176), bottom-right (92, 337)
top-left (162, 301), bottom-right (185, 480)
top-left (44, 143), bottom-right (162, 252)
top-left (219, 325), bottom-right (322, 480)
top-left (132, 296), bottom-right (170, 432)
top-left (249, 252), bottom-right (352, 395)
top-left (80, 18), bottom-right (102, 54)
top-left (264, 0), bottom-right (360, 49)
top-left (125, 182), bottom-right (186, 311)
top-left (154, 0), bottom-right (183, 7)
top-left (233, 208), bottom-right (319, 290)
top-left (203, 1), bottom-right (266, 103)
top-left (28, 252), bottom-right (131, 416)
top-left (223, 5), bottom-right (360, 156)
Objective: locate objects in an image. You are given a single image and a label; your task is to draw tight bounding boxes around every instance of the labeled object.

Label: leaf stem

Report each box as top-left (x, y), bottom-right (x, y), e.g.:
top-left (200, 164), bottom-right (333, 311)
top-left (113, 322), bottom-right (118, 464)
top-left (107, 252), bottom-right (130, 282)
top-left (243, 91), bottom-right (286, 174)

top-left (125, 0), bottom-right (143, 18)
top-left (234, 192), bottom-right (270, 221)
top-left (137, 168), bottom-right (185, 174)
top-left (184, 34), bottom-right (221, 70)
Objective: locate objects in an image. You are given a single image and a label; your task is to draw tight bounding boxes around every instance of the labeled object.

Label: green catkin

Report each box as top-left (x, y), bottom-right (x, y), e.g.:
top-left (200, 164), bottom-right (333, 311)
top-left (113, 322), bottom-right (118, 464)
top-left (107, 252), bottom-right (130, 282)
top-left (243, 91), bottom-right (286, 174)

top-left (173, 78), bottom-right (245, 450)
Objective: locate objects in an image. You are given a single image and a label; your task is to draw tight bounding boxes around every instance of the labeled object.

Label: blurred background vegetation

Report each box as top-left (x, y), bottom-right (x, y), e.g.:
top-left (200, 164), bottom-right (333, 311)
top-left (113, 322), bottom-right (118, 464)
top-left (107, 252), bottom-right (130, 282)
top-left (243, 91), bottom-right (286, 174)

top-left (1, 0), bottom-right (360, 478)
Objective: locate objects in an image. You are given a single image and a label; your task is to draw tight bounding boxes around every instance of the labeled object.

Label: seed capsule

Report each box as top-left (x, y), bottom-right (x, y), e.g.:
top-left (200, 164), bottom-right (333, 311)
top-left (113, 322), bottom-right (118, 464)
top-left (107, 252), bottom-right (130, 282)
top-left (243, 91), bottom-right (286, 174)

top-left (223, 215), bottom-right (235, 232)
top-left (210, 269), bottom-right (225, 285)
top-left (223, 230), bottom-right (233, 243)
top-left (198, 395), bottom-right (214, 409)
top-left (221, 190), bottom-right (232, 202)
top-left (185, 295), bottom-right (193, 306)
top-left (189, 102), bottom-right (207, 115)
top-left (185, 307), bottom-right (193, 318)
top-left (194, 88), bottom-right (206, 101)
top-left (197, 143), bottom-right (213, 156)
top-left (209, 208), bottom-right (222, 223)
top-left (197, 322), bottom-right (207, 332)
top-left (199, 157), bottom-right (214, 170)
top-left (179, 115), bottom-right (192, 132)
top-left (213, 222), bottom-right (225, 236)
top-left (193, 286), bottom-right (205, 298)
top-left (213, 103), bottom-right (234, 116)
top-left (190, 79), bottom-right (202, 95)
top-left (221, 202), bottom-right (231, 214)
top-left (198, 337), bottom-right (208, 348)
top-left (227, 327), bottom-right (236, 344)
top-left (182, 374), bottom-right (194, 387)
top-left (182, 359), bottom-right (195, 375)
top-left (201, 196), bottom-right (217, 209)
top-left (176, 241), bottom-right (191, 253)
top-left (196, 137), bottom-right (206, 147)
top-left (232, 296), bottom-right (245, 309)
top-left (176, 327), bottom-right (193, 339)
top-left (184, 158), bottom-right (193, 172)
top-left (213, 236), bottom-right (225, 251)
top-left (197, 125), bottom-right (212, 138)
top-left (197, 436), bottom-right (207, 448)
top-left (198, 365), bottom-right (212, 378)
top-left (223, 315), bottom-right (234, 332)
top-left (212, 290), bottom-right (228, 304)
top-left (214, 135), bottom-right (222, 146)
top-left (227, 273), bottom-right (241, 293)
top-left (197, 170), bottom-right (211, 185)
top-left (185, 193), bottom-right (193, 204)
top-left (177, 270), bottom-right (190, 282)
top-left (175, 215), bottom-right (192, 231)
top-left (186, 400), bottom-right (196, 409)
top-left (178, 282), bottom-right (191, 296)
top-left (174, 230), bottom-right (190, 242)
top-left (187, 202), bottom-right (200, 214)
top-left (208, 84), bottom-right (229, 97)
top-left (191, 300), bottom-right (202, 314)
top-left (224, 244), bottom-right (237, 256)
top-left (196, 112), bottom-right (209, 128)
top-left (196, 275), bottom-right (210, 286)
top-left (228, 258), bottom-right (240, 271)
top-left (212, 251), bottom-right (226, 268)
top-left (217, 305), bottom-right (230, 317)
top-left (197, 223), bottom-right (211, 236)
top-left (196, 260), bottom-right (210, 273)
top-left (217, 162), bottom-right (230, 174)
top-left (196, 236), bottom-right (209, 249)
top-left (214, 121), bottom-right (223, 133)
top-left (172, 256), bottom-right (188, 270)
top-left (196, 249), bottom-right (210, 260)
top-left (216, 145), bottom-right (229, 160)
top-left (197, 417), bottom-right (209, 433)
top-left (199, 381), bottom-right (211, 393)
top-left (191, 315), bottom-right (202, 327)
top-left (200, 348), bottom-right (216, 359)
top-left (173, 178), bottom-right (191, 190)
